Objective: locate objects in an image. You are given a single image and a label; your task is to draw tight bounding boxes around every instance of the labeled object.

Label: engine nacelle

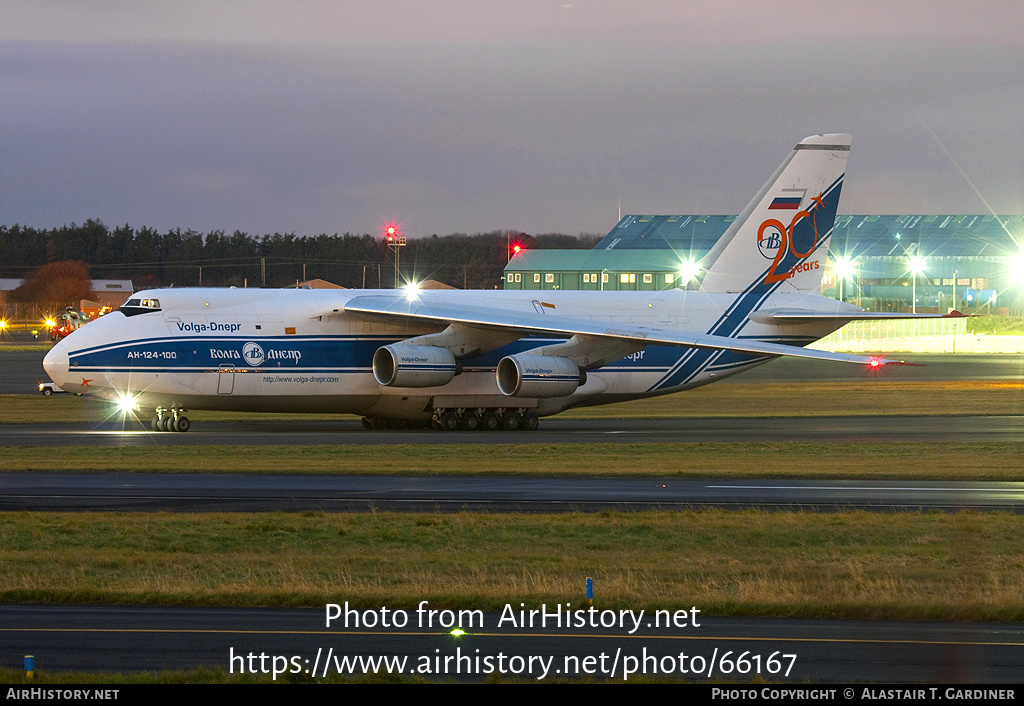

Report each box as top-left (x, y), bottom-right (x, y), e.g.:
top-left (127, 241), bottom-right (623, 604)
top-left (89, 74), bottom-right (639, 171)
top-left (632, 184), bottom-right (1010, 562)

top-left (496, 354), bottom-right (582, 397)
top-left (373, 344), bottom-right (457, 388)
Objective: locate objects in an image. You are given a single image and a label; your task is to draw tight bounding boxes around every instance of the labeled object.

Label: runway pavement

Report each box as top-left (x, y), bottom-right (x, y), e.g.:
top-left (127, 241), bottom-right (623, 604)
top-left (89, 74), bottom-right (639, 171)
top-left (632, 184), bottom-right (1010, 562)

top-left (4, 473), bottom-right (1024, 512)
top-left (5, 413), bottom-right (1024, 446)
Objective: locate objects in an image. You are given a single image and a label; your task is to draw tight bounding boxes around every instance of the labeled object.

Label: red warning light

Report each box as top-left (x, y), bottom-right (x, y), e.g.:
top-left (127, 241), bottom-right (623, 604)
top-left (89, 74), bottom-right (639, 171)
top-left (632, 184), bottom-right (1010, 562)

top-left (512, 244), bottom-right (522, 255)
top-left (382, 222), bottom-right (403, 242)
top-left (866, 357), bottom-right (888, 373)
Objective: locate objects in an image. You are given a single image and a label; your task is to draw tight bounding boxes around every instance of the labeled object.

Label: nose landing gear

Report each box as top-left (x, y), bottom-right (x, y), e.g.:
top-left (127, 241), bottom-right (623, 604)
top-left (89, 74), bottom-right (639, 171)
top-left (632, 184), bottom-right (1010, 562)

top-left (151, 408), bottom-right (190, 433)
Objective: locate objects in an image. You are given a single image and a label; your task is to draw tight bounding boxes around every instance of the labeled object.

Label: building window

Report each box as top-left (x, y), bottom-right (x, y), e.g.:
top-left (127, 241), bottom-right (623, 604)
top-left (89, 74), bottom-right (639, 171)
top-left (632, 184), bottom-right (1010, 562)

top-left (619, 273), bottom-right (636, 284)
top-left (601, 273), bottom-right (609, 283)
top-left (515, 273), bottom-right (521, 283)
top-left (533, 273), bottom-right (541, 283)
top-left (664, 273), bottom-right (674, 283)
top-left (643, 273), bottom-right (653, 284)
top-left (545, 273), bottom-right (554, 283)
top-left (583, 274), bottom-right (590, 283)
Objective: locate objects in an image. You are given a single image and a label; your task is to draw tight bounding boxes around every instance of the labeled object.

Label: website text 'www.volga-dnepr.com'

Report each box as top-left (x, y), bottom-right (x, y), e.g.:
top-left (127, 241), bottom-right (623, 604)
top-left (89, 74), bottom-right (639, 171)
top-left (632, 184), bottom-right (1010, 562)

top-left (229, 646), bottom-right (796, 681)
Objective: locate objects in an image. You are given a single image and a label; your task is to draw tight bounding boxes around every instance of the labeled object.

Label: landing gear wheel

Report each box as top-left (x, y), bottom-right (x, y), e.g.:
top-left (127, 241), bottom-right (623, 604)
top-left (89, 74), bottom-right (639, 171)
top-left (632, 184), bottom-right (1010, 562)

top-left (503, 413), bottom-right (521, 431)
top-left (42, 387), bottom-right (52, 396)
top-left (151, 416), bottom-right (161, 432)
top-left (438, 411), bottom-right (459, 432)
top-left (159, 416), bottom-right (172, 432)
top-left (523, 413), bottom-right (540, 431)
top-left (173, 416), bottom-right (190, 433)
top-left (460, 413), bottom-right (481, 431)
top-left (480, 411), bottom-right (500, 431)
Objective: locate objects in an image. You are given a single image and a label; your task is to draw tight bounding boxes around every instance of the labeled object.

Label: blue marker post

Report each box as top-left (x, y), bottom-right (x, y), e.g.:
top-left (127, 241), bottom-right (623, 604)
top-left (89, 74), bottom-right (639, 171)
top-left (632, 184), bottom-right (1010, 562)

top-left (25, 655), bottom-right (34, 680)
top-left (586, 577), bottom-right (593, 607)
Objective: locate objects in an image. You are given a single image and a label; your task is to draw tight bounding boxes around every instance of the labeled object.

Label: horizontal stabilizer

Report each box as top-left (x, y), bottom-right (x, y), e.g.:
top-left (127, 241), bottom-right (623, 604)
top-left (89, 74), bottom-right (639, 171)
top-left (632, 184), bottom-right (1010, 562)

top-left (752, 308), bottom-right (973, 324)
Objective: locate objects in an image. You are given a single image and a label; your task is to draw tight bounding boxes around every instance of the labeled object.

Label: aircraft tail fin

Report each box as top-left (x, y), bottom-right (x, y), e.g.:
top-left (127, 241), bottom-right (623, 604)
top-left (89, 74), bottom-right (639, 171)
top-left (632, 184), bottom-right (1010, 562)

top-left (699, 134), bottom-right (851, 295)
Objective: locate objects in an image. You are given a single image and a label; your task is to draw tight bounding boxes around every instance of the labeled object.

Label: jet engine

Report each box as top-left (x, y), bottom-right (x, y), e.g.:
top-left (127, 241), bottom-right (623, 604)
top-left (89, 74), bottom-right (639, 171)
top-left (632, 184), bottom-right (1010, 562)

top-left (496, 354), bottom-right (583, 397)
top-left (373, 344), bottom-right (458, 388)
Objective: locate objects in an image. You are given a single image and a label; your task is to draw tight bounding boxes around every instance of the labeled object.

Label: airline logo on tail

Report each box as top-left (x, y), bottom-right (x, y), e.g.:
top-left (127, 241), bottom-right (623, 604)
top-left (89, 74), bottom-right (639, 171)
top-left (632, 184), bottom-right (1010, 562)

top-left (758, 190), bottom-right (829, 285)
top-left (757, 223), bottom-right (784, 259)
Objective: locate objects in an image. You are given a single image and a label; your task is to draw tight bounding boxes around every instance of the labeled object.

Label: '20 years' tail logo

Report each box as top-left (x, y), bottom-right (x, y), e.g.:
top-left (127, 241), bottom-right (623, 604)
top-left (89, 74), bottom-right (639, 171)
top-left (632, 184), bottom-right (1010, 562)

top-left (757, 193), bottom-right (825, 285)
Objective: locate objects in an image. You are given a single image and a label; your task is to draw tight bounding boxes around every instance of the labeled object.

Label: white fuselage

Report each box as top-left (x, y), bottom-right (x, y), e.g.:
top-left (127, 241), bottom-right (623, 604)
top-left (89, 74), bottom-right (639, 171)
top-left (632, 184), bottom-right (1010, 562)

top-left (43, 286), bottom-right (846, 420)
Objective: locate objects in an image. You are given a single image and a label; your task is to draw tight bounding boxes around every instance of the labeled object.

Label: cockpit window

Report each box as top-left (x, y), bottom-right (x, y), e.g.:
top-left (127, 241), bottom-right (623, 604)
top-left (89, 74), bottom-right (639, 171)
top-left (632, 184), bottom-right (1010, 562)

top-left (118, 297), bottom-right (162, 317)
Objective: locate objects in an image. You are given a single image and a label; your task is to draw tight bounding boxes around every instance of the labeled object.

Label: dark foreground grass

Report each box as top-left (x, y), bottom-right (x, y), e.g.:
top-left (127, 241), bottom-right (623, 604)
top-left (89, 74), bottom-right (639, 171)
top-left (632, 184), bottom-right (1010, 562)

top-left (2, 509), bottom-right (1021, 621)
top-left (2, 441), bottom-right (1024, 480)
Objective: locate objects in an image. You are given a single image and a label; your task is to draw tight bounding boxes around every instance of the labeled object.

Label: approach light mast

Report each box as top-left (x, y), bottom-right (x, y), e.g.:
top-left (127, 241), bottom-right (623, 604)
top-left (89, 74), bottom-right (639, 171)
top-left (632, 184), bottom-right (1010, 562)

top-left (383, 222), bottom-right (406, 288)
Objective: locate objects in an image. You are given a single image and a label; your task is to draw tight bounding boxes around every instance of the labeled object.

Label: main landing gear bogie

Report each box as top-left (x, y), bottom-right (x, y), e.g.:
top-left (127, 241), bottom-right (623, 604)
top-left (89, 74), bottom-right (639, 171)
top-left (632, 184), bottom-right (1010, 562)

top-left (429, 408), bottom-right (539, 433)
top-left (361, 408), bottom-right (538, 432)
top-left (151, 408), bottom-right (190, 433)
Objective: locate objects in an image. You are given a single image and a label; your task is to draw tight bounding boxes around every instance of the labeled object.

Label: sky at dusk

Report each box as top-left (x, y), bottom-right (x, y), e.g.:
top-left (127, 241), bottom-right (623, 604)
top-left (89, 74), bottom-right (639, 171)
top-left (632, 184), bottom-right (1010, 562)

top-left (2, 1), bottom-right (1023, 238)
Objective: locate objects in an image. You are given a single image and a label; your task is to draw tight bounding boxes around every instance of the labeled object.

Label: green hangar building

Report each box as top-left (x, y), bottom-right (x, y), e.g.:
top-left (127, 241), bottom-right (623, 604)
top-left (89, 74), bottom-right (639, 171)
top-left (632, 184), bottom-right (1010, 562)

top-left (503, 214), bottom-right (1024, 313)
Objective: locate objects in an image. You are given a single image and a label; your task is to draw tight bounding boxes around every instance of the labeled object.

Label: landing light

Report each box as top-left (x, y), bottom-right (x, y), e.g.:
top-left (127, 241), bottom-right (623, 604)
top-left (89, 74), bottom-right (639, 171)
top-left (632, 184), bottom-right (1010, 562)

top-left (44, 318), bottom-right (56, 328)
top-left (115, 394), bottom-right (138, 414)
top-left (403, 282), bottom-right (421, 300)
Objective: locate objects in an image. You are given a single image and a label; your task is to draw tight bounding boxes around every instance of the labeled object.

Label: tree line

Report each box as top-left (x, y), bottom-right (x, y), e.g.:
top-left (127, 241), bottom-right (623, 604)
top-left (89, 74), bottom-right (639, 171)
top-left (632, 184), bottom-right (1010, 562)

top-left (0, 220), bottom-right (601, 290)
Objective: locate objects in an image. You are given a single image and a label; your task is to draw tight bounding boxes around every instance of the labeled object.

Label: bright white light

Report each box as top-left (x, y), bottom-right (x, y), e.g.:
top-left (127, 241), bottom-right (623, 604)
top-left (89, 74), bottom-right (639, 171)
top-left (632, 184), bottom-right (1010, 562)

top-left (115, 395), bottom-right (137, 414)
top-left (677, 261), bottom-right (700, 285)
top-left (1009, 254), bottom-right (1024, 287)
top-left (908, 256), bottom-right (926, 274)
top-left (833, 256), bottom-right (856, 280)
top-left (403, 282), bottom-right (421, 300)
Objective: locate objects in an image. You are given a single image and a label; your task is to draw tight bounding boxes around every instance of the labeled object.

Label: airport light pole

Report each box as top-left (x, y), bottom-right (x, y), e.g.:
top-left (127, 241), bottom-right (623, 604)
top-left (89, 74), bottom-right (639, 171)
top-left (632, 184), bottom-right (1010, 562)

top-left (952, 268), bottom-right (960, 352)
top-left (909, 256), bottom-right (925, 314)
top-left (384, 223), bottom-right (406, 288)
top-left (833, 256), bottom-right (856, 303)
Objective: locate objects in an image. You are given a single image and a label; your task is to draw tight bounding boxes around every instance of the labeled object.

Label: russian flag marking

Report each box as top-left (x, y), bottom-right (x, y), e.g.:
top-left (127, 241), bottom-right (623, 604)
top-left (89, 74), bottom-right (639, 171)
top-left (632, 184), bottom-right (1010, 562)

top-left (768, 196), bottom-right (802, 210)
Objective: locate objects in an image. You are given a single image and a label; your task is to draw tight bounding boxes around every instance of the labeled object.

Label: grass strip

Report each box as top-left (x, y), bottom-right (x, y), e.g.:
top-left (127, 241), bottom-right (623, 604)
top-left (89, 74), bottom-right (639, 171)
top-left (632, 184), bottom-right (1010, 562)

top-left (1, 509), bottom-right (1021, 621)
top-left (1, 441), bottom-right (1023, 480)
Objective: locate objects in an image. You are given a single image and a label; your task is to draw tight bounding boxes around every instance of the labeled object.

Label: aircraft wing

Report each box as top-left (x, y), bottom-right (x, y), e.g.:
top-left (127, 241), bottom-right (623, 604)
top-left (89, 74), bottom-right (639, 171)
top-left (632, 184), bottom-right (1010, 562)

top-left (343, 294), bottom-right (902, 367)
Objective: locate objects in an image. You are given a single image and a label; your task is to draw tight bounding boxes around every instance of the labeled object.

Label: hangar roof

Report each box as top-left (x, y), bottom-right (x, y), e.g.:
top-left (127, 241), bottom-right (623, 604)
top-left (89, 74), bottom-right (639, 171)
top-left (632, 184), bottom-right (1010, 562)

top-left (593, 215), bottom-right (1024, 258)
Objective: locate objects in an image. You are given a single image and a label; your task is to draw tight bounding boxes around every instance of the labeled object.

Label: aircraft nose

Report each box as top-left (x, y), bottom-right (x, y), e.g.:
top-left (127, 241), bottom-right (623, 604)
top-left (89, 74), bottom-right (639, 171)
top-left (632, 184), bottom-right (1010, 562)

top-left (43, 340), bottom-right (70, 387)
